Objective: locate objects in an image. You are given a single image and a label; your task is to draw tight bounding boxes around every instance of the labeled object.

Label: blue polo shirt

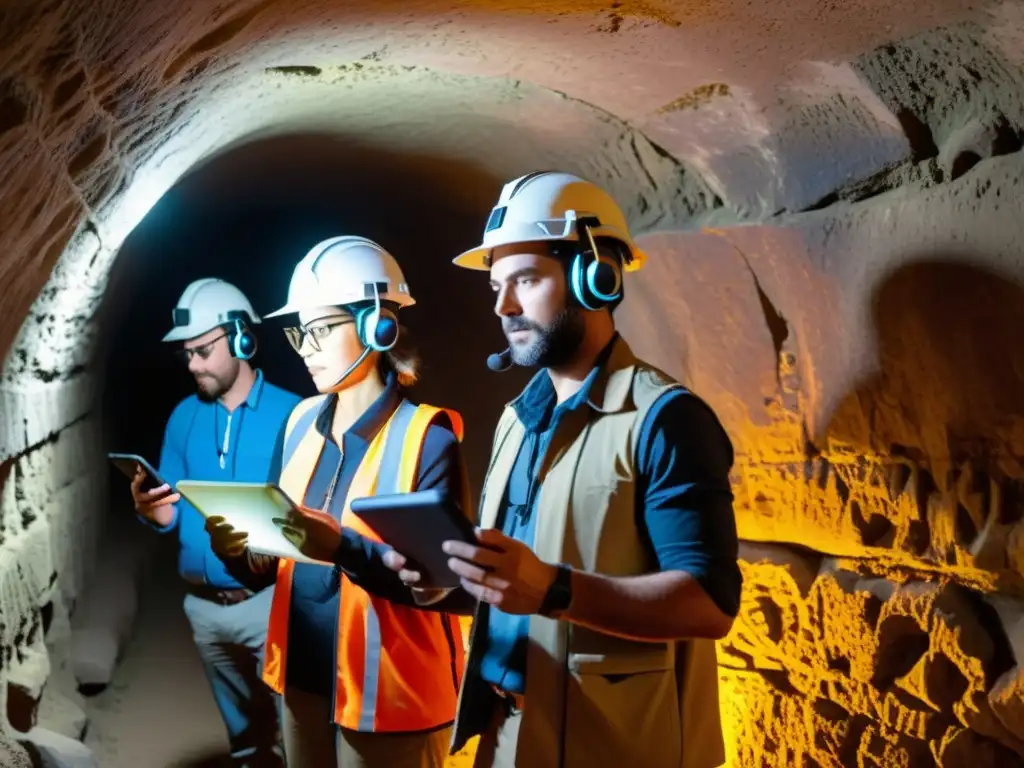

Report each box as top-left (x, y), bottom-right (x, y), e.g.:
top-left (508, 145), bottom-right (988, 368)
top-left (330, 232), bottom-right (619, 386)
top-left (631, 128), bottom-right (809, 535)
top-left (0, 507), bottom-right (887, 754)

top-left (479, 337), bottom-right (742, 695)
top-left (285, 373), bottom-right (463, 696)
top-left (146, 369), bottom-right (302, 588)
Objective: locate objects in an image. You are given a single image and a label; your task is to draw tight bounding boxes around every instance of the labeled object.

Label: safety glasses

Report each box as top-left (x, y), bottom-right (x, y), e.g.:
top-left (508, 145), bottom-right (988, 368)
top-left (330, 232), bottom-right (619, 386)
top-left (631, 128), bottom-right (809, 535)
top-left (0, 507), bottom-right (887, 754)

top-left (176, 333), bottom-right (228, 364)
top-left (282, 318), bottom-right (353, 353)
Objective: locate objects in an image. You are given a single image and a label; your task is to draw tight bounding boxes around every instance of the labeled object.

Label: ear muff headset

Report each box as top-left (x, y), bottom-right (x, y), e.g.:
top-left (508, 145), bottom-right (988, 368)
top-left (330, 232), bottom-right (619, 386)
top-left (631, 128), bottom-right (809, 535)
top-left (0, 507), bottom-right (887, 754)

top-left (225, 312), bottom-right (257, 360)
top-left (353, 283), bottom-right (399, 352)
top-left (568, 216), bottom-right (623, 311)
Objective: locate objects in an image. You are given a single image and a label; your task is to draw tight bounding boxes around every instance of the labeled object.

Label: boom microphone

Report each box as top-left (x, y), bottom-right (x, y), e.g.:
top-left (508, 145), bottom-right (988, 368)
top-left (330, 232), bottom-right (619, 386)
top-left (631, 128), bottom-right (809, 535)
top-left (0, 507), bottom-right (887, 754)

top-left (327, 345), bottom-right (372, 391)
top-left (487, 348), bottom-right (513, 372)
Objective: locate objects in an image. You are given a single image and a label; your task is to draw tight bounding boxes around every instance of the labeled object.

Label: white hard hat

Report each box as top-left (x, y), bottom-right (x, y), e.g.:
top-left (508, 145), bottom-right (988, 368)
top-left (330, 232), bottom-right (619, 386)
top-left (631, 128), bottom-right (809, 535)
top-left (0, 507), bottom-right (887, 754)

top-left (265, 236), bottom-right (415, 318)
top-left (454, 171), bottom-right (647, 272)
top-left (163, 278), bottom-right (261, 343)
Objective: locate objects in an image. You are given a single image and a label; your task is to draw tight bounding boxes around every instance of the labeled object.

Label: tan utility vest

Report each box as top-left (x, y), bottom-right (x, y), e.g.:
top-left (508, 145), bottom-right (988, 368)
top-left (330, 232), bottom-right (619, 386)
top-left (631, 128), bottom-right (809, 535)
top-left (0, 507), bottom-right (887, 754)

top-left (452, 337), bottom-right (725, 768)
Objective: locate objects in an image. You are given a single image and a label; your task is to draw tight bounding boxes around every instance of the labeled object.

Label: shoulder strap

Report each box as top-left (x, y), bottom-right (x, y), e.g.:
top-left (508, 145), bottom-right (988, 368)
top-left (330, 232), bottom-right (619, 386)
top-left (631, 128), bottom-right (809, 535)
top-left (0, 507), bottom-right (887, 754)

top-left (375, 400), bottom-right (420, 495)
top-left (374, 402), bottom-right (471, 515)
top-left (282, 397), bottom-right (324, 470)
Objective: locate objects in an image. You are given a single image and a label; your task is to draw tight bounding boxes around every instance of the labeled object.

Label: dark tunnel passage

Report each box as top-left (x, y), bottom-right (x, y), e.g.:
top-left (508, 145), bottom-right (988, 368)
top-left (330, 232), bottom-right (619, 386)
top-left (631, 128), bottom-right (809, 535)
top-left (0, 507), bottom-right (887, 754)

top-left (97, 134), bottom-right (535, 506)
top-left (76, 135), bottom-right (542, 765)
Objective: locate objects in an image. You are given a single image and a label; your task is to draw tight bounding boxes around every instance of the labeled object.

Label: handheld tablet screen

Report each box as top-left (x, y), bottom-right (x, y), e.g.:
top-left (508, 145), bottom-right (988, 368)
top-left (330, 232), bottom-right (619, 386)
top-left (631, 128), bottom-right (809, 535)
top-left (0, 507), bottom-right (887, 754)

top-left (349, 488), bottom-right (476, 589)
top-left (108, 453), bottom-right (166, 493)
top-left (175, 481), bottom-right (336, 566)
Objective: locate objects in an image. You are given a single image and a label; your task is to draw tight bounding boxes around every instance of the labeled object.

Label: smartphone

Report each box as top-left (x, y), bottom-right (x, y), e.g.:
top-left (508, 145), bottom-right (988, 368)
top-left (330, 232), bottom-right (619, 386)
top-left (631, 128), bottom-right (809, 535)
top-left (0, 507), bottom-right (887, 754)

top-left (108, 453), bottom-right (168, 494)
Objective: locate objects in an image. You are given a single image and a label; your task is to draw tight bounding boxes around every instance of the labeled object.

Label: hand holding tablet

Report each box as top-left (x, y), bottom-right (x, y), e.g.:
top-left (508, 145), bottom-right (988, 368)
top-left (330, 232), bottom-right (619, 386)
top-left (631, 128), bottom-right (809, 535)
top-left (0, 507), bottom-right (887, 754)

top-left (272, 504), bottom-right (344, 564)
top-left (177, 481), bottom-right (339, 565)
top-left (350, 488), bottom-right (477, 589)
top-left (174, 481), bottom-right (475, 582)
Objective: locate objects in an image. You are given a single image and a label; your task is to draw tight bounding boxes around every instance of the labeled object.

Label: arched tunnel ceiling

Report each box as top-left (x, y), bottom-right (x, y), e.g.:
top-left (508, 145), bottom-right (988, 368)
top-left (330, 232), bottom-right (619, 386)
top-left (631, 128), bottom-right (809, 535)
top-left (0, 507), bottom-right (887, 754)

top-left (0, 0), bottom-right (1023, 470)
top-left (1, 0), bottom-right (1021, 377)
top-left (95, 132), bottom-right (544, 487)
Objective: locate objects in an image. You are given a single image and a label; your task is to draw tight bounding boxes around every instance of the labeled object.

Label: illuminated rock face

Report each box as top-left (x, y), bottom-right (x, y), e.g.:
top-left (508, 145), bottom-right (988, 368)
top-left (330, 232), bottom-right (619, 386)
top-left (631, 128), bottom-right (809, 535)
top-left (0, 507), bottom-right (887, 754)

top-left (1, 1), bottom-right (1024, 765)
top-left (621, 153), bottom-right (1024, 764)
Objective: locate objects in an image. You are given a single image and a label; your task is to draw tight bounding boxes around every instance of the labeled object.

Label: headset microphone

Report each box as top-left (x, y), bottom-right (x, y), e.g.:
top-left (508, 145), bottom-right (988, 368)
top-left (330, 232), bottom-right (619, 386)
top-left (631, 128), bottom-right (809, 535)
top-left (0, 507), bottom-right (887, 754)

top-left (487, 348), bottom-right (513, 372)
top-left (327, 345), bottom-right (373, 391)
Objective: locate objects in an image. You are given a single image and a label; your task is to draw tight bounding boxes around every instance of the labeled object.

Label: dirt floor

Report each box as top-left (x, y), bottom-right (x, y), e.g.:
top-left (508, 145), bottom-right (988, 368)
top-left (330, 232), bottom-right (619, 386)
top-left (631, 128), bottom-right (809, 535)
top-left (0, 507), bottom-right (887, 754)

top-left (83, 541), bottom-right (230, 768)
top-left (79, 539), bottom-right (478, 768)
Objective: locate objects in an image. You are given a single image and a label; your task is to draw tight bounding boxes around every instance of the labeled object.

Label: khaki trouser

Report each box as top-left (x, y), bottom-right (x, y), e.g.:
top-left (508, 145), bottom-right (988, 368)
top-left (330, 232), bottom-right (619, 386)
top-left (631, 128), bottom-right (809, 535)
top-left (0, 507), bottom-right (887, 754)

top-left (280, 686), bottom-right (450, 768)
top-left (472, 703), bottom-right (523, 768)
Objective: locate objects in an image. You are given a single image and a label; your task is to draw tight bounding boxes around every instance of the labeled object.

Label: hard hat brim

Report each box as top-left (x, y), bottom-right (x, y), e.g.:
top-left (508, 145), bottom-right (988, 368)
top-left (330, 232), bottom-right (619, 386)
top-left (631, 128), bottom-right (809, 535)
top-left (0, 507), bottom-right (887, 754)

top-left (263, 303), bottom-right (302, 319)
top-left (264, 294), bottom-right (417, 319)
top-left (452, 246), bottom-right (491, 271)
top-left (454, 240), bottom-right (648, 273)
top-left (162, 324), bottom-right (213, 343)
top-left (624, 249), bottom-right (647, 272)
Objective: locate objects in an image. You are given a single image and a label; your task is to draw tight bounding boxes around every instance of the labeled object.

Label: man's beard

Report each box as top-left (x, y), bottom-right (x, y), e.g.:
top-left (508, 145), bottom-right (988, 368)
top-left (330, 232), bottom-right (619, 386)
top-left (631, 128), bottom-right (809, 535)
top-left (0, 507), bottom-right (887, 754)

top-left (195, 366), bottom-right (236, 402)
top-left (503, 307), bottom-right (585, 369)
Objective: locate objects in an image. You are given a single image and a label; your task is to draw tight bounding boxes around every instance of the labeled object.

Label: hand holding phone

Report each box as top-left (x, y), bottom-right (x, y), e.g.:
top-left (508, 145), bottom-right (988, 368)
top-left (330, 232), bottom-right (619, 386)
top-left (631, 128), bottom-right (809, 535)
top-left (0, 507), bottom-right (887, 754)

top-left (109, 453), bottom-right (178, 525)
top-left (109, 453), bottom-right (166, 492)
top-left (130, 467), bottom-right (179, 526)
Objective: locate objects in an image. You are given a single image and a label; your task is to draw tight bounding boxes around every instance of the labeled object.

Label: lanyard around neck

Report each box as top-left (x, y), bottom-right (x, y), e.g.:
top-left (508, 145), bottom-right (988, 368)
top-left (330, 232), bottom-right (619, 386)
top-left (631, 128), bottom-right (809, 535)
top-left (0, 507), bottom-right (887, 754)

top-left (214, 405), bottom-right (245, 471)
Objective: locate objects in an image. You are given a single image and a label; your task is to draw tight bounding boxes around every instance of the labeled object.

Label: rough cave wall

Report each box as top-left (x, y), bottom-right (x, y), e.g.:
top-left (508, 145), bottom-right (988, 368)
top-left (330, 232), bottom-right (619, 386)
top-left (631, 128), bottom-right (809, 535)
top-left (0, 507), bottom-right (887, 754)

top-left (618, 23), bottom-right (1024, 766)
top-left (1, 1), bottom-right (1024, 766)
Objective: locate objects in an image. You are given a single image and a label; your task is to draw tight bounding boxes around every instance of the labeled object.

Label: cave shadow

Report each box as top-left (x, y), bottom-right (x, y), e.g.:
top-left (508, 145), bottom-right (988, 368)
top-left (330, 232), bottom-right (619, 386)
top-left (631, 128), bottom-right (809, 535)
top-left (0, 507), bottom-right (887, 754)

top-left (95, 132), bottom-right (535, 503)
top-left (822, 255), bottom-right (1024, 473)
top-left (818, 255), bottom-right (1024, 693)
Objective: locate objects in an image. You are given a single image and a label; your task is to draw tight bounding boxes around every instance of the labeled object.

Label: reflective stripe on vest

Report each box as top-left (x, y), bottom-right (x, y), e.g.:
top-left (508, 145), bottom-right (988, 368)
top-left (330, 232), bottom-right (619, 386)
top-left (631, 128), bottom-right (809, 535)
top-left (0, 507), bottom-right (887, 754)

top-left (281, 400), bottom-right (321, 469)
top-left (262, 396), bottom-right (323, 695)
top-left (262, 397), bottom-right (468, 733)
top-left (350, 400), bottom-right (416, 731)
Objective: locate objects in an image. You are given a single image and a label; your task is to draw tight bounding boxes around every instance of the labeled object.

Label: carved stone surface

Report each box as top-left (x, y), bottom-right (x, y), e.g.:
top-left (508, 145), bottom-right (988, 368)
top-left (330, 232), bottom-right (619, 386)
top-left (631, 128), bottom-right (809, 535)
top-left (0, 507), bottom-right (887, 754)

top-left (0, 2), bottom-right (1023, 767)
top-left (0, 412), bottom-right (104, 753)
top-left (721, 543), bottom-right (1024, 766)
top-left (0, 726), bottom-right (31, 768)
top-left (624, 150), bottom-right (1024, 601)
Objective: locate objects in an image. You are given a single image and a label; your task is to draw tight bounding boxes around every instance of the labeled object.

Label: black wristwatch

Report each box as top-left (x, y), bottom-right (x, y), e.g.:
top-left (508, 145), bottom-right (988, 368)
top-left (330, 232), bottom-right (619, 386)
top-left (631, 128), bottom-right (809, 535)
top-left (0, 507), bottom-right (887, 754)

top-left (539, 564), bottom-right (574, 618)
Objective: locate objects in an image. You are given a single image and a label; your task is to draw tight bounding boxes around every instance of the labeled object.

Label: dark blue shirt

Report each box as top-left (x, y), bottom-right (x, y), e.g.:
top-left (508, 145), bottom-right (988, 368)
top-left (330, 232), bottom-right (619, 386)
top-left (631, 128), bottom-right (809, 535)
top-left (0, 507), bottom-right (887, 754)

top-left (479, 339), bottom-right (741, 695)
top-left (286, 375), bottom-right (462, 696)
top-left (147, 370), bottom-right (302, 588)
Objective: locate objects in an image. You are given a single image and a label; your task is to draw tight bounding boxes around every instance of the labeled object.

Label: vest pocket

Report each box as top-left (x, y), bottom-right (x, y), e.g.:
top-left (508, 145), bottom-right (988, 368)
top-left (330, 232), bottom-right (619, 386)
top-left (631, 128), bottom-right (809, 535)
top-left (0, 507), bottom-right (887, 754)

top-left (564, 651), bottom-right (681, 768)
top-left (568, 646), bottom-right (673, 676)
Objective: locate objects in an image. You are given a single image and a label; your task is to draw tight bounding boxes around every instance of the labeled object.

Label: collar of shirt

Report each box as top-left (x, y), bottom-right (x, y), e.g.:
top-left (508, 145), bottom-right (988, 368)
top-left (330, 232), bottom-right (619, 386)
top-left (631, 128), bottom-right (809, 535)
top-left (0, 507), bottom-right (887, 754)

top-left (313, 370), bottom-right (401, 449)
top-left (209, 368), bottom-right (266, 416)
top-left (244, 368), bottom-right (266, 410)
top-left (511, 332), bottom-right (621, 433)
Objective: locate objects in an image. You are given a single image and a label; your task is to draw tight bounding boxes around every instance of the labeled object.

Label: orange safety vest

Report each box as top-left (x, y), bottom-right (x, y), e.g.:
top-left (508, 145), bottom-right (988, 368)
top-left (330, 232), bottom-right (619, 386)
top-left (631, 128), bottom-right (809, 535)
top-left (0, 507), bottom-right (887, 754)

top-left (262, 396), bottom-right (469, 732)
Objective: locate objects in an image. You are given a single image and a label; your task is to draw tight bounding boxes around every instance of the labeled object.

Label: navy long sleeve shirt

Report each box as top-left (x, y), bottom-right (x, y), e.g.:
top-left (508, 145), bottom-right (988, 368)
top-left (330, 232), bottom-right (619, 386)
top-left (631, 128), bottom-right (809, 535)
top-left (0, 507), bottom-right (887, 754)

top-left (479, 337), bottom-right (742, 694)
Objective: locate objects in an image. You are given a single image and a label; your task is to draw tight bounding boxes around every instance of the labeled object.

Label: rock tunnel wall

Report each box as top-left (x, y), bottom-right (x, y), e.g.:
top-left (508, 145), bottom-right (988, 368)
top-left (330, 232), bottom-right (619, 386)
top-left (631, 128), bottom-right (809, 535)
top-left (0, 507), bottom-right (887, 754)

top-left (621, 150), bottom-right (1024, 765)
top-left (2, 1), bottom-right (1024, 766)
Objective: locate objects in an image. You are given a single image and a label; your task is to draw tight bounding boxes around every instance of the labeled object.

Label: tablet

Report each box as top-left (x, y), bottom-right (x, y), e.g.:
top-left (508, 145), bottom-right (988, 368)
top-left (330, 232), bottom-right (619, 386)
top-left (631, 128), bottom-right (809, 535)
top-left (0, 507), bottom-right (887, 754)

top-left (175, 480), bottom-right (335, 566)
top-left (349, 488), bottom-right (477, 589)
top-left (108, 453), bottom-right (167, 493)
